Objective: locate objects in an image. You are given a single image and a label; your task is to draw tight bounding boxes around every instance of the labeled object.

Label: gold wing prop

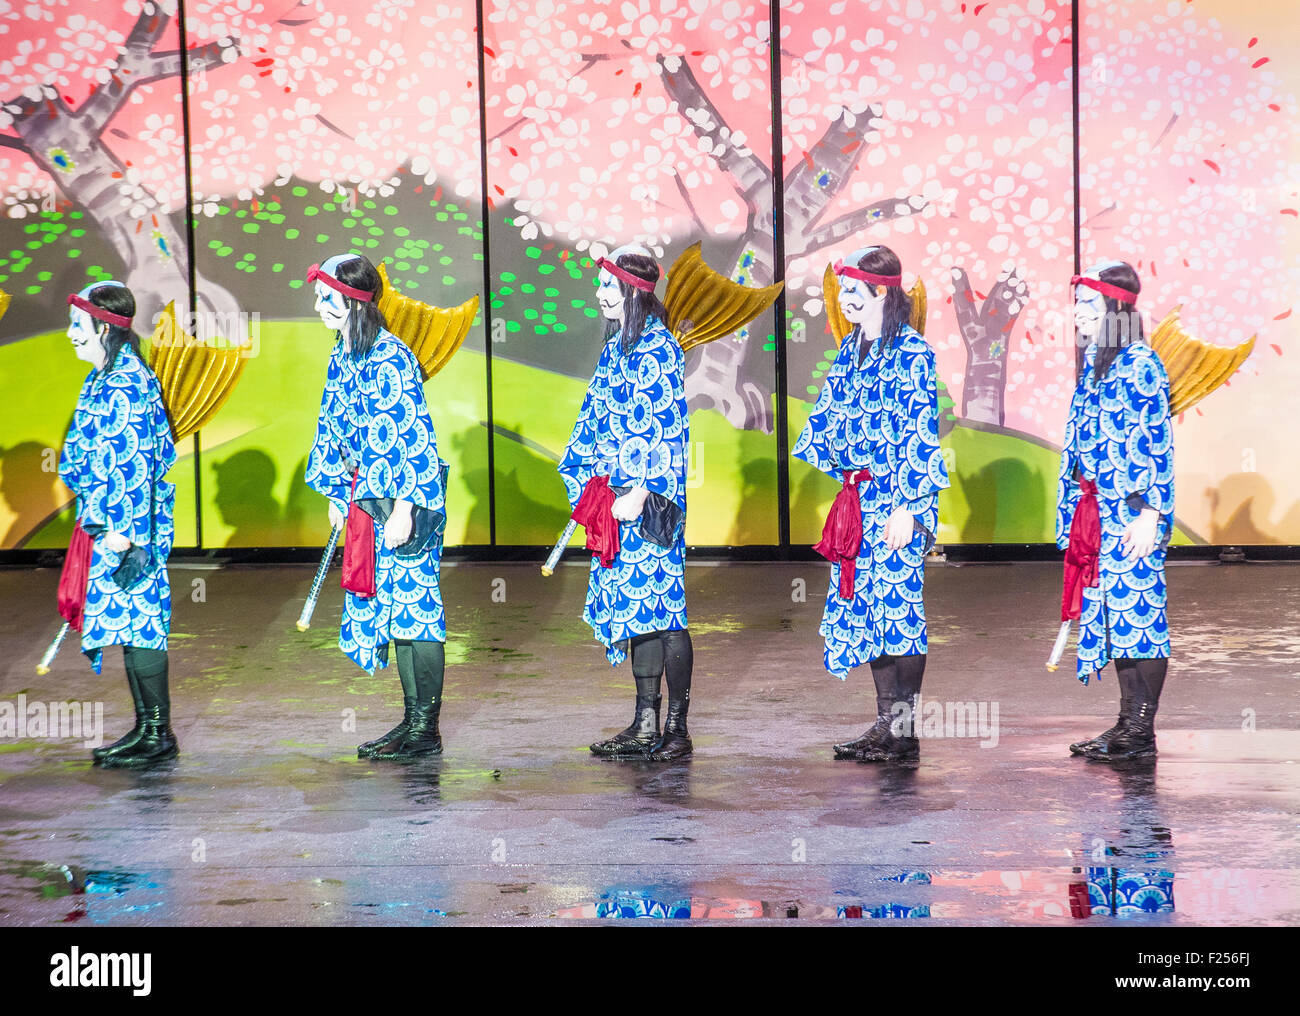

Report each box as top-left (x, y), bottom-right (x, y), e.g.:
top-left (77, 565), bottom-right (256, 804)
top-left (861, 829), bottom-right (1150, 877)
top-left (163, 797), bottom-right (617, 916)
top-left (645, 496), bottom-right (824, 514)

top-left (1149, 306), bottom-right (1255, 415)
top-left (821, 264), bottom-right (927, 346)
top-left (0, 285), bottom-right (9, 325)
top-left (662, 242), bottom-right (783, 352)
top-left (377, 262), bottom-right (478, 380)
top-left (148, 301), bottom-right (249, 442)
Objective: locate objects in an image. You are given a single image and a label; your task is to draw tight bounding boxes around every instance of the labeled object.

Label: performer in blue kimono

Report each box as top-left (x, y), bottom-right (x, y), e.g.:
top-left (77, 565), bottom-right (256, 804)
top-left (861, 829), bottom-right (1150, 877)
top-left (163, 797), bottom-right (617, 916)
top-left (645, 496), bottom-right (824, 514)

top-left (558, 244), bottom-right (693, 761)
top-left (57, 281), bottom-right (178, 767)
top-left (793, 246), bottom-right (949, 765)
top-left (304, 253), bottom-right (450, 760)
top-left (1056, 260), bottom-right (1172, 762)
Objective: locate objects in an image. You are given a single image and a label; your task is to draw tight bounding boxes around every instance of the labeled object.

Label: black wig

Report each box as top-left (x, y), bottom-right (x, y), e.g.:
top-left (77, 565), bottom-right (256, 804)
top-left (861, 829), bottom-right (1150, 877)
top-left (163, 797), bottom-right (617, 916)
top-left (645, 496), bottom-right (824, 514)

top-left (334, 255), bottom-right (387, 360)
top-left (87, 284), bottom-right (144, 373)
top-left (602, 251), bottom-right (670, 353)
top-left (1082, 261), bottom-right (1144, 381)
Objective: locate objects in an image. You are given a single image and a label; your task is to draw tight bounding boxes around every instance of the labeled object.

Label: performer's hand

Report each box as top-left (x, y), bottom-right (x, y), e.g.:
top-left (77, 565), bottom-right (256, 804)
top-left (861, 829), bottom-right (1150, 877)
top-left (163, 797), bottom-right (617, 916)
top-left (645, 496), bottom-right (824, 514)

top-left (383, 501), bottom-right (413, 549)
top-left (328, 501), bottom-right (346, 531)
top-left (1122, 507), bottom-right (1160, 558)
top-left (884, 506), bottom-right (915, 551)
top-left (611, 486), bottom-right (650, 522)
top-left (103, 531), bottom-right (131, 553)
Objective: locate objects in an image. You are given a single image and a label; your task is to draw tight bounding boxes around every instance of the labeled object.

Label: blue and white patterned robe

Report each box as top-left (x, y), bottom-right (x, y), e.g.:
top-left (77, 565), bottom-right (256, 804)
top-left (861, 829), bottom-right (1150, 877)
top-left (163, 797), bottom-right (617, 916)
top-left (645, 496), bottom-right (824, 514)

top-left (1056, 342), bottom-right (1173, 683)
top-left (306, 329), bottom-right (447, 673)
top-left (58, 347), bottom-right (177, 674)
top-left (558, 318), bottom-right (688, 666)
top-left (793, 325), bottom-right (950, 678)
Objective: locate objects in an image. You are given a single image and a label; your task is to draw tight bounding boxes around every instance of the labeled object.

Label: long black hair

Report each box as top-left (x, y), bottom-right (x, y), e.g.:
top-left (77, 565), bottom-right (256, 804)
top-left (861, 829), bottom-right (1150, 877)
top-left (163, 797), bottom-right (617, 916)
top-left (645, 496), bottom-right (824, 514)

top-left (602, 251), bottom-right (670, 353)
top-left (854, 245), bottom-right (912, 358)
top-left (334, 255), bottom-right (387, 360)
top-left (87, 284), bottom-right (143, 373)
top-left (1083, 261), bottom-right (1143, 381)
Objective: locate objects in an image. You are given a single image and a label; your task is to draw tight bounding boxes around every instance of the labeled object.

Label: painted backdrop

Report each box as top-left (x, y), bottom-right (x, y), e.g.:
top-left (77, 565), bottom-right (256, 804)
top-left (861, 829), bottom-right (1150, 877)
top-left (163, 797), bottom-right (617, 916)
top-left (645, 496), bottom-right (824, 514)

top-left (1, 0), bottom-right (1295, 549)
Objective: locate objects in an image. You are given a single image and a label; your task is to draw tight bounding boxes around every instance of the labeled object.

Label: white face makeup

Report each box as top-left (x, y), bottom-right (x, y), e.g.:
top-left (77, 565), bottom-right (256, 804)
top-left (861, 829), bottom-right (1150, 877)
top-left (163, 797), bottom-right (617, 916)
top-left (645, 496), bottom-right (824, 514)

top-left (67, 305), bottom-right (107, 368)
top-left (1073, 285), bottom-right (1107, 340)
top-left (837, 273), bottom-right (887, 326)
top-left (597, 242), bottom-right (655, 324)
top-left (837, 245), bottom-right (889, 328)
top-left (597, 270), bottom-right (624, 322)
top-left (314, 280), bottom-right (348, 332)
top-left (1074, 259), bottom-right (1124, 341)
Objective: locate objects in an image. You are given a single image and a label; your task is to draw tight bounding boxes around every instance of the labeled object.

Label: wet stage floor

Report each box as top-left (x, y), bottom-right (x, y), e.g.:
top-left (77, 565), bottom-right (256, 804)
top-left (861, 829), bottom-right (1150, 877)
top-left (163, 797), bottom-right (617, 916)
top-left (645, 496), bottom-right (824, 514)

top-left (0, 559), bottom-right (1297, 925)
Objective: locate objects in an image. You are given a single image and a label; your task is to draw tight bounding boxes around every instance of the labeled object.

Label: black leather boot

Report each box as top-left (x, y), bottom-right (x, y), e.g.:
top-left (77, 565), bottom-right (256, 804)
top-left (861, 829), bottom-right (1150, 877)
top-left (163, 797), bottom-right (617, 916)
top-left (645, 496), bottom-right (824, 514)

top-left (93, 659), bottom-right (146, 762)
top-left (647, 695), bottom-right (692, 761)
top-left (856, 653), bottom-right (923, 767)
top-left (374, 700), bottom-right (443, 759)
top-left (358, 696), bottom-right (415, 758)
top-left (590, 683), bottom-right (661, 757)
top-left (1070, 666), bottom-right (1133, 755)
top-left (372, 640), bottom-right (445, 760)
top-left (100, 649), bottom-right (177, 768)
top-left (1084, 658), bottom-right (1164, 762)
top-left (1084, 700), bottom-right (1156, 761)
top-left (833, 704), bottom-right (894, 759)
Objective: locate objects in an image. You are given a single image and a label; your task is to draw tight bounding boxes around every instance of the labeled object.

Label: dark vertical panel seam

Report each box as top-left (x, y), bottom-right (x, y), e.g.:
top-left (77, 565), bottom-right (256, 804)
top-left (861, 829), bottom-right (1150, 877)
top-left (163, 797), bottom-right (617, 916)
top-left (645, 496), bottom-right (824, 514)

top-left (176, 0), bottom-right (203, 548)
top-left (1072, 0), bottom-right (1083, 378)
top-left (475, 0), bottom-right (497, 544)
top-left (770, 1), bottom-right (790, 553)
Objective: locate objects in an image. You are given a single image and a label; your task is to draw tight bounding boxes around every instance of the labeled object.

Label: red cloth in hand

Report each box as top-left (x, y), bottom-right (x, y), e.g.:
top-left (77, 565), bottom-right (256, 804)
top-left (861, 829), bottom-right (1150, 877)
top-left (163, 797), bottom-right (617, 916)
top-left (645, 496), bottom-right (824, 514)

top-left (1061, 476), bottom-right (1101, 621)
top-left (813, 469), bottom-right (870, 600)
top-left (572, 475), bottom-right (620, 568)
top-left (341, 470), bottom-right (377, 598)
top-left (57, 521), bottom-right (94, 633)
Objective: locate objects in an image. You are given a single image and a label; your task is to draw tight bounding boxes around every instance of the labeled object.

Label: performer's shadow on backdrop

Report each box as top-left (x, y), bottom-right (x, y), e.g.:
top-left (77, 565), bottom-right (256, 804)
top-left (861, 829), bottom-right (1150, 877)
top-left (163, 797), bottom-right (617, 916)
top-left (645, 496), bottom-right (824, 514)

top-left (210, 450), bottom-right (307, 547)
top-left (0, 440), bottom-right (65, 548)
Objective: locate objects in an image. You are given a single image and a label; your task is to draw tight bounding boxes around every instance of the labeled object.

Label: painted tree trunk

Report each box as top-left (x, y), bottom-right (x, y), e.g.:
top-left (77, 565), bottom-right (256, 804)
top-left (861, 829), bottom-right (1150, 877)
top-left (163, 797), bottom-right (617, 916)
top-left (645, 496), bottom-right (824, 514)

top-left (951, 266), bottom-right (1027, 427)
top-left (15, 108), bottom-right (241, 331)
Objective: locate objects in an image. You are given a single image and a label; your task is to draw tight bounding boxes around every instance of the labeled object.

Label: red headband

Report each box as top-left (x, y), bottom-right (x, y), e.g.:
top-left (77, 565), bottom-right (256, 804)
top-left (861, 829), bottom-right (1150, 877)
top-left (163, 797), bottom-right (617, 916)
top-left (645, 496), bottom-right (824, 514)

top-left (306, 262), bottom-right (375, 303)
top-left (596, 256), bottom-right (657, 293)
top-left (1071, 275), bottom-right (1139, 305)
top-left (67, 293), bottom-right (132, 328)
top-left (833, 260), bottom-right (902, 288)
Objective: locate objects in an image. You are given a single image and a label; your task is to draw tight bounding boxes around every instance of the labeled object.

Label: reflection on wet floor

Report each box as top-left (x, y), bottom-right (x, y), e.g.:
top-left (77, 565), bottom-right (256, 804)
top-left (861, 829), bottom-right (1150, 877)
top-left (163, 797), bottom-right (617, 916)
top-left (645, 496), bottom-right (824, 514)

top-left (1, 562), bottom-right (1297, 925)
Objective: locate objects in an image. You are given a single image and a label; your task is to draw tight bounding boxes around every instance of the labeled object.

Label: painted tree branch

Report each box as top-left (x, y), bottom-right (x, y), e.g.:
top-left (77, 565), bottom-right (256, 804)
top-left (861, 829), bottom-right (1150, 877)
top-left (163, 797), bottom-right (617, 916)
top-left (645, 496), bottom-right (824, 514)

top-left (783, 106), bottom-right (879, 235)
top-left (74, 4), bottom-right (174, 132)
top-left (655, 54), bottom-right (771, 212)
top-left (795, 195), bottom-right (927, 258)
top-left (0, 135), bottom-right (32, 154)
top-left (951, 265), bottom-right (1027, 426)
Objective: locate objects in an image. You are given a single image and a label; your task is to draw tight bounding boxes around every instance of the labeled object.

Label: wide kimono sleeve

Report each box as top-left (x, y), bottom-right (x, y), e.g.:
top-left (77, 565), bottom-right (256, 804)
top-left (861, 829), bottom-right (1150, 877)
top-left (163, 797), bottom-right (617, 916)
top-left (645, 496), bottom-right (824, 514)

top-left (609, 327), bottom-right (687, 513)
top-left (305, 344), bottom-right (353, 517)
top-left (63, 367), bottom-right (168, 548)
top-left (1123, 349), bottom-right (1174, 516)
top-left (793, 338), bottom-right (854, 480)
top-left (558, 341), bottom-right (615, 509)
top-left (354, 336), bottom-right (447, 547)
top-left (891, 337), bottom-right (951, 516)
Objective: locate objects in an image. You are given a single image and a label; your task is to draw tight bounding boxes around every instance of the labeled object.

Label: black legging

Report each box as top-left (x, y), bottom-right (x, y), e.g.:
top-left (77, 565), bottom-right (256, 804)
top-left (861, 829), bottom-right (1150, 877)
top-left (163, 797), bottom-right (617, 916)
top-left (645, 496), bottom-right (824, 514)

top-left (1114, 657), bottom-right (1167, 701)
top-left (123, 645), bottom-right (169, 712)
top-left (629, 629), bottom-right (692, 700)
top-left (394, 639), bottom-right (445, 704)
top-left (869, 652), bottom-right (925, 732)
